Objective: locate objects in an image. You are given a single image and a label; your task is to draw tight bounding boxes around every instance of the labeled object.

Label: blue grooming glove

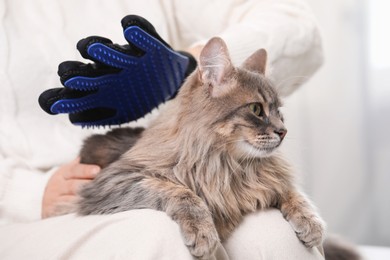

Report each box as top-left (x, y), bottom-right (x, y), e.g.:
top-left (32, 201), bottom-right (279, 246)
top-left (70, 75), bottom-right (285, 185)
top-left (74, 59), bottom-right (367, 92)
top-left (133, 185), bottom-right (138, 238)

top-left (39, 15), bottom-right (197, 126)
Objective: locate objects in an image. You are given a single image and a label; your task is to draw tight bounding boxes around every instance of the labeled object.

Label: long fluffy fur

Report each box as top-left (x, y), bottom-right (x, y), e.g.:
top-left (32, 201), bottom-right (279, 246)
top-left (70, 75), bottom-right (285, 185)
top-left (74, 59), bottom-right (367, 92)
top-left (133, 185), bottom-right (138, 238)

top-left (78, 38), bottom-right (326, 259)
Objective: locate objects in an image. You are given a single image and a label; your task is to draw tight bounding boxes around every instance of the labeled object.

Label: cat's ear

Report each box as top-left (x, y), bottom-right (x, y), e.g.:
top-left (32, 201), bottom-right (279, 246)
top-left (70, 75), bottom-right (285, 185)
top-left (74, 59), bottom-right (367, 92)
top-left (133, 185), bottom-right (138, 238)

top-left (241, 48), bottom-right (267, 75)
top-left (198, 37), bottom-right (235, 97)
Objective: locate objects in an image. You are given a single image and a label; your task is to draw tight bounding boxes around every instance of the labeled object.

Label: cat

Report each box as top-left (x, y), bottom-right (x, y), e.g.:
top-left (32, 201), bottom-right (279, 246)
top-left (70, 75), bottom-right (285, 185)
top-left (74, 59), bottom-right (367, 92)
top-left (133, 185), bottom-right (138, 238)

top-left (78, 37), bottom-right (325, 259)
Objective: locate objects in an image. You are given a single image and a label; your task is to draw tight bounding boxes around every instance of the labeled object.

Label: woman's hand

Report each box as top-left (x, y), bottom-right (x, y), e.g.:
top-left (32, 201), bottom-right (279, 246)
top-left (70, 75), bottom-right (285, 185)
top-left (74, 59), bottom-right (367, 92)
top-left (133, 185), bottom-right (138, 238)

top-left (38, 15), bottom-right (197, 127)
top-left (42, 157), bottom-right (100, 218)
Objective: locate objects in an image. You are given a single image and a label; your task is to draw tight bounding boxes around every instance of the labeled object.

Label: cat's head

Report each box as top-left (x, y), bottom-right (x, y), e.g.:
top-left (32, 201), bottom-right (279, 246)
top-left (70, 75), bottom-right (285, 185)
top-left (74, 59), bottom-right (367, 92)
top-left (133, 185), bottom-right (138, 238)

top-left (179, 37), bottom-right (286, 159)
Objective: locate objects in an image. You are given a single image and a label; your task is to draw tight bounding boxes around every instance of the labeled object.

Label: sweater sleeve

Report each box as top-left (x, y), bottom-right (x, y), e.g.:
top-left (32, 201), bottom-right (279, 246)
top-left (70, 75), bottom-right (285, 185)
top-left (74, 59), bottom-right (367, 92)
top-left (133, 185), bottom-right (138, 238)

top-left (0, 156), bottom-right (56, 225)
top-left (187, 0), bottom-right (323, 97)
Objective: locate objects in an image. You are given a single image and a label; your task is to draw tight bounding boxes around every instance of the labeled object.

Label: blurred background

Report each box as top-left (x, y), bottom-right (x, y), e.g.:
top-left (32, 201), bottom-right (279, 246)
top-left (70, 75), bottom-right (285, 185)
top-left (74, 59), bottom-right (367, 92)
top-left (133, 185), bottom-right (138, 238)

top-left (282, 0), bottom-right (390, 247)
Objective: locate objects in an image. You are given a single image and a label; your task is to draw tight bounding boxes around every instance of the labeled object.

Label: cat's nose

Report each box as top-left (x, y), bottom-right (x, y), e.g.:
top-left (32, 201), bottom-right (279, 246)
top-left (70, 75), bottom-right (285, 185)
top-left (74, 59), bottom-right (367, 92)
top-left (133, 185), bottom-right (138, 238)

top-left (275, 128), bottom-right (287, 140)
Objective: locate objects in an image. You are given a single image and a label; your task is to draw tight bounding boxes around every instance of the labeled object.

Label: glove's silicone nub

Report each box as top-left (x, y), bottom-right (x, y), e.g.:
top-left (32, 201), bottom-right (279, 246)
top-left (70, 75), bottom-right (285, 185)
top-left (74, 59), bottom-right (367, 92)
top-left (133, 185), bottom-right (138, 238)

top-left (51, 26), bottom-right (189, 126)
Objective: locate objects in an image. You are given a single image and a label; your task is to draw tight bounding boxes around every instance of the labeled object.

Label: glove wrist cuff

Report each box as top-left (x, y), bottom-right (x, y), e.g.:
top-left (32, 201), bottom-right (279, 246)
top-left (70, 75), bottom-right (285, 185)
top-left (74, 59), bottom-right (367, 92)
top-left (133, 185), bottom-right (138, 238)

top-left (178, 51), bottom-right (197, 77)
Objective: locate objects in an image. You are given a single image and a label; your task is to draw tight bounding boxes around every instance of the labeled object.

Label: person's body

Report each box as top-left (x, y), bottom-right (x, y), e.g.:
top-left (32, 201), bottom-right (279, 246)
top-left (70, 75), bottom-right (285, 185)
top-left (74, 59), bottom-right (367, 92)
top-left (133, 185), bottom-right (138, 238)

top-left (0, 0), bottom-right (324, 258)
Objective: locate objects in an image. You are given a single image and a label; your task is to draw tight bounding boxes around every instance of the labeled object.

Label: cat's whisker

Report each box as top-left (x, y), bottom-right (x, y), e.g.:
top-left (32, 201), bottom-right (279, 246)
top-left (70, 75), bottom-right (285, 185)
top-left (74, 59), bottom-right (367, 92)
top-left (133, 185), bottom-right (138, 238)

top-left (203, 64), bottom-right (225, 68)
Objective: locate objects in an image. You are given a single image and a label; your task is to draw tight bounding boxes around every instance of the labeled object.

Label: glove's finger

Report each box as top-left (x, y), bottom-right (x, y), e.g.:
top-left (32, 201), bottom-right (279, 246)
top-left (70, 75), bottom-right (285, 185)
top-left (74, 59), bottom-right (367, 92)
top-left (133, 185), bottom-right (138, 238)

top-left (121, 15), bottom-right (171, 49)
top-left (121, 15), bottom-right (197, 78)
top-left (123, 26), bottom-right (191, 95)
top-left (123, 26), bottom-right (159, 54)
top-left (49, 92), bottom-right (102, 115)
top-left (59, 61), bottom-right (124, 92)
top-left (38, 88), bottom-right (96, 115)
top-left (77, 36), bottom-right (112, 59)
top-left (77, 36), bottom-right (143, 69)
top-left (58, 60), bottom-right (120, 85)
top-left (62, 73), bottom-right (123, 92)
top-left (69, 108), bottom-right (123, 127)
top-left (48, 87), bottom-right (141, 121)
top-left (39, 88), bottom-right (129, 125)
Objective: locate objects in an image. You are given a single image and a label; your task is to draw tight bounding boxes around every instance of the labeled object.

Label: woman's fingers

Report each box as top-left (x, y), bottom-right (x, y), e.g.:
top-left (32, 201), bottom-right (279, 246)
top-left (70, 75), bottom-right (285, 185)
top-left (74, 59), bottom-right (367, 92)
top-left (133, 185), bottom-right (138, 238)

top-left (62, 179), bottom-right (92, 196)
top-left (64, 159), bottom-right (100, 180)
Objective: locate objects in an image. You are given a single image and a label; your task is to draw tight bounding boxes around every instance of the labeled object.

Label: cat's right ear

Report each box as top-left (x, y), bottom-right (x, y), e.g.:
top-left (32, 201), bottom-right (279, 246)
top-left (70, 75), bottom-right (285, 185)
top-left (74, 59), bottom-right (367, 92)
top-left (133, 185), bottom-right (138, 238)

top-left (198, 37), bottom-right (235, 98)
top-left (241, 48), bottom-right (267, 75)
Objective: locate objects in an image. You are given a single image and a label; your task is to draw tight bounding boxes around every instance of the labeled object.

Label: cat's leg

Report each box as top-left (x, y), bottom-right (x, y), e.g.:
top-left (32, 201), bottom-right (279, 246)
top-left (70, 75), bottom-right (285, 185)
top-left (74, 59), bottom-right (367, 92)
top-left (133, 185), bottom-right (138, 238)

top-left (78, 170), bottom-right (219, 259)
top-left (153, 181), bottom-right (220, 259)
top-left (279, 189), bottom-right (326, 248)
top-left (80, 127), bottom-right (144, 168)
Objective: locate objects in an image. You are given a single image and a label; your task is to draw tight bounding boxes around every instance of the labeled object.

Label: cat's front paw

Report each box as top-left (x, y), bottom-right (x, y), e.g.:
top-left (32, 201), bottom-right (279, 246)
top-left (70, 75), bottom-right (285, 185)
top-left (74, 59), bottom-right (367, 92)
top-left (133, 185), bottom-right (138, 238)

top-left (289, 214), bottom-right (325, 248)
top-left (181, 219), bottom-right (220, 259)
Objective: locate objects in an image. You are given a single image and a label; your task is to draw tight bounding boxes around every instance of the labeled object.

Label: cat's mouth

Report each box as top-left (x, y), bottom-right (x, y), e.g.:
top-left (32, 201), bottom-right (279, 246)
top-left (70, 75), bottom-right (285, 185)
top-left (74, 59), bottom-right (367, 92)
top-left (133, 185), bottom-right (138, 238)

top-left (235, 140), bottom-right (281, 158)
top-left (251, 141), bottom-right (280, 152)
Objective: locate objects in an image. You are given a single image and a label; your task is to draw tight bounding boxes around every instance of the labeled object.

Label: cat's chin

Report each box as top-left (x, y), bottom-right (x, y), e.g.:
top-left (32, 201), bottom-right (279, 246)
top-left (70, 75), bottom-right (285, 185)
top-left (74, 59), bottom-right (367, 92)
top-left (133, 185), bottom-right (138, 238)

top-left (233, 140), bottom-right (278, 159)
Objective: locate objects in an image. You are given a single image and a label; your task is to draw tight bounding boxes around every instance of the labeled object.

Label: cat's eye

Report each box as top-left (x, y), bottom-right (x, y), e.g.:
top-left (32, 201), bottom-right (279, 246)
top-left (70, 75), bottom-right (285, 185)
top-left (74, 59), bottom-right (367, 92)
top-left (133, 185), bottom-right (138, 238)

top-left (249, 103), bottom-right (262, 116)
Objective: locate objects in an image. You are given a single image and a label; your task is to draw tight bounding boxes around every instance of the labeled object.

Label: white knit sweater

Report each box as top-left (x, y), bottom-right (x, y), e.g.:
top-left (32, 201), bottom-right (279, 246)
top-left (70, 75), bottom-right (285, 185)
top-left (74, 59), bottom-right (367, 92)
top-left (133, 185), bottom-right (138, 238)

top-left (0, 0), bottom-right (323, 225)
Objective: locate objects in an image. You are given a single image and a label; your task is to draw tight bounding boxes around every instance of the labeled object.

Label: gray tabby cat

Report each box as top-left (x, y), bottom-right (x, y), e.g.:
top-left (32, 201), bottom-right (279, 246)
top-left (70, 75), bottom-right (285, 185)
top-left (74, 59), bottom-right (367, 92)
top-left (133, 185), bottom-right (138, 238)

top-left (78, 37), bottom-right (325, 259)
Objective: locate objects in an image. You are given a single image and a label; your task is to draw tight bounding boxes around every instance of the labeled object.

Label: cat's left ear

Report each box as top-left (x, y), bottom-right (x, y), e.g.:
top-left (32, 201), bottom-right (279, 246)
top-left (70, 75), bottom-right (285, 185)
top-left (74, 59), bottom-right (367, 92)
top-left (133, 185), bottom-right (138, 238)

top-left (198, 37), bottom-right (235, 98)
top-left (241, 49), bottom-right (267, 75)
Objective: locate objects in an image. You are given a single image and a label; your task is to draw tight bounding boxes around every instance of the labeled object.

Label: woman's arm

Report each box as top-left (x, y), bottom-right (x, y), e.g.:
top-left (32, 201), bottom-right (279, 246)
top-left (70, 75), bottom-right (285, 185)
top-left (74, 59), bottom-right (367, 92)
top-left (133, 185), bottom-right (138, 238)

top-left (176, 0), bottom-right (323, 97)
